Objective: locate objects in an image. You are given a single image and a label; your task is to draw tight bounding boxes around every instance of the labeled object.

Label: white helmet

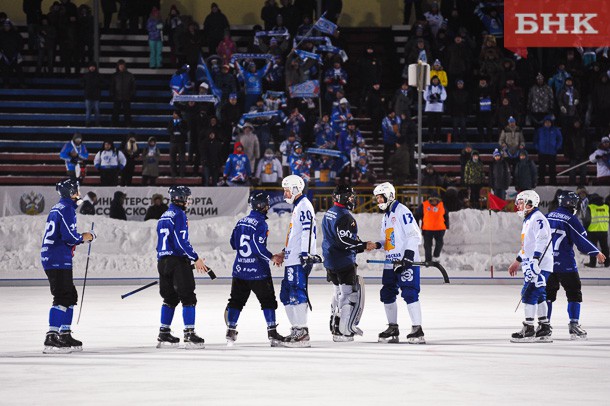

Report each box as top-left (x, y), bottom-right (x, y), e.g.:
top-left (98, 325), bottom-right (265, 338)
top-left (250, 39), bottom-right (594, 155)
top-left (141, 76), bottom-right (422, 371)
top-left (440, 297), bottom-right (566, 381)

top-left (515, 190), bottom-right (540, 218)
top-left (282, 175), bottom-right (305, 204)
top-left (373, 182), bottom-right (396, 211)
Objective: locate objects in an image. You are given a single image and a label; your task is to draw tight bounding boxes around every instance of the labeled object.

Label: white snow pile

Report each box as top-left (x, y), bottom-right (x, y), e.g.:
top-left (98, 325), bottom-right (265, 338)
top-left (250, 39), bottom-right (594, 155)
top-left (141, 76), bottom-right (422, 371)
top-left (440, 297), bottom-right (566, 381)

top-left (0, 209), bottom-right (602, 280)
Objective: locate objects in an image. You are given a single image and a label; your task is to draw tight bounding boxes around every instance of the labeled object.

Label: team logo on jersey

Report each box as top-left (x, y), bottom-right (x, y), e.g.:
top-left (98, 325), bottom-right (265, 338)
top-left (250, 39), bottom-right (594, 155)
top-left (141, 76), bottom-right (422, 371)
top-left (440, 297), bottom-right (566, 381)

top-left (236, 265), bottom-right (242, 272)
top-left (19, 191), bottom-right (45, 215)
top-left (391, 216), bottom-right (396, 224)
top-left (384, 228), bottom-right (395, 250)
top-left (400, 268), bottom-right (414, 282)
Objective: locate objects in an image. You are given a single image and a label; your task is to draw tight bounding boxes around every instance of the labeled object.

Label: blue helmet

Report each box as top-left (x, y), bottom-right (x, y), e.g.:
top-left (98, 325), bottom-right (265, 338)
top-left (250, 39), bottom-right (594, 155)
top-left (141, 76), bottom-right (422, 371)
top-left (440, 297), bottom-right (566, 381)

top-left (180, 64), bottom-right (190, 73)
top-left (558, 191), bottom-right (579, 210)
top-left (168, 185), bottom-right (191, 205)
top-left (249, 191), bottom-right (270, 213)
top-left (333, 184), bottom-right (355, 210)
top-left (56, 178), bottom-right (80, 198)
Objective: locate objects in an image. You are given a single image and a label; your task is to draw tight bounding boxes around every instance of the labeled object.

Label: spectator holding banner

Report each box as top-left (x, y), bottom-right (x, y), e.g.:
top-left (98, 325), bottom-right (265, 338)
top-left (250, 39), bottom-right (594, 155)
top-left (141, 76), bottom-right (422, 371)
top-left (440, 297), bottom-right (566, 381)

top-left (60, 133), bottom-right (89, 181)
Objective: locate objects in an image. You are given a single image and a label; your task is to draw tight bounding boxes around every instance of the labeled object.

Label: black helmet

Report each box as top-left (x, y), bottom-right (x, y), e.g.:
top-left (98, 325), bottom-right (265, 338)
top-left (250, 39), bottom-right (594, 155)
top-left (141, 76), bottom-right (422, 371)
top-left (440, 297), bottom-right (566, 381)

top-left (249, 191), bottom-right (270, 213)
top-left (56, 178), bottom-right (79, 198)
top-left (558, 191), bottom-right (579, 210)
top-left (168, 185), bottom-right (191, 205)
top-left (333, 184), bottom-right (355, 210)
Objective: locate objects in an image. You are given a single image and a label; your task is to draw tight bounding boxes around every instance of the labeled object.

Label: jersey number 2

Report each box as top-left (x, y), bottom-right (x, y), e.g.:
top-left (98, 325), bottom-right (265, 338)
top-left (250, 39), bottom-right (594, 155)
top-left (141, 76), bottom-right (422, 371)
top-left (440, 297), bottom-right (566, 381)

top-left (43, 221), bottom-right (55, 244)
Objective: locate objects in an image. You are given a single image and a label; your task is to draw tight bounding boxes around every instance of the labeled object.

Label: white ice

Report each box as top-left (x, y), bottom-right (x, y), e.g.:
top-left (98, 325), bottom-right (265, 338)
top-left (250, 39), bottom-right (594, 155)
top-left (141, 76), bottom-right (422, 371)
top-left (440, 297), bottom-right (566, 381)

top-left (1, 283), bottom-right (609, 405)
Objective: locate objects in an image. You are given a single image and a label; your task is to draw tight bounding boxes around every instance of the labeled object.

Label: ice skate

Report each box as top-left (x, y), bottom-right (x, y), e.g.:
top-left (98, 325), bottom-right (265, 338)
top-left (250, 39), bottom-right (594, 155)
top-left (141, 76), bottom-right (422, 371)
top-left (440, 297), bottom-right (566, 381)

top-left (183, 328), bottom-right (205, 349)
top-left (406, 325), bottom-right (426, 344)
top-left (510, 322), bottom-right (535, 343)
top-left (267, 325), bottom-right (284, 347)
top-left (156, 327), bottom-right (180, 348)
top-left (226, 327), bottom-right (238, 347)
top-left (535, 323), bottom-right (553, 343)
top-left (281, 327), bottom-right (311, 348)
top-left (59, 330), bottom-right (83, 351)
top-left (43, 331), bottom-right (72, 354)
top-left (378, 323), bottom-right (400, 343)
top-left (332, 333), bottom-right (354, 342)
top-left (569, 322), bottom-right (587, 340)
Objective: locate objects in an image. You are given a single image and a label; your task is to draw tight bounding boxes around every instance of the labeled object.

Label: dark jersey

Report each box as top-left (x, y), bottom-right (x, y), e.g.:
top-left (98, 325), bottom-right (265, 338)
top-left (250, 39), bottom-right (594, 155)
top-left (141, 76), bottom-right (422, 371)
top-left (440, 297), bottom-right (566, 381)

top-left (40, 198), bottom-right (84, 270)
top-left (156, 203), bottom-right (199, 261)
top-left (322, 203), bottom-right (366, 271)
top-left (230, 210), bottom-right (274, 280)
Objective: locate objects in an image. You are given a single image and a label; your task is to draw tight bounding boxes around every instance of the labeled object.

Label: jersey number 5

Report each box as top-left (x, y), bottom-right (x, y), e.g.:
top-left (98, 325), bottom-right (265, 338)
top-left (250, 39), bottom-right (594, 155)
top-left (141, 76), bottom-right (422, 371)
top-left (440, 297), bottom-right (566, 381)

top-left (239, 235), bottom-right (252, 257)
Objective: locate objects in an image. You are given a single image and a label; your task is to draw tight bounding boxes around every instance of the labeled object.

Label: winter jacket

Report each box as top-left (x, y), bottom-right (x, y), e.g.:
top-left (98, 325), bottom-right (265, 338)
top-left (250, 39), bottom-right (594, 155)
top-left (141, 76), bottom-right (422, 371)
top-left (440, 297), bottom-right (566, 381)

top-left (448, 88), bottom-right (469, 116)
top-left (167, 118), bottom-right (187, 144)
top-left (110, 69), bottom-right (136, 101)
top-left (147, 17), bottom-right (163, 41)
top-left (94, 148), bottom-right (126, 170)
top-left (224, 143), bottom-right (251, 182)
top-left (393, 88), bottom-right (412, 117)
top-left (514, 154), bottom-right (538, 190)
top-left (60, 141), bottom-right (89, 171)
top-left (499, 126), bottom-right (525, 157)
top-left (82, 70), bottom-right (102, 100)
top-left (423, 84), bottom-right (447, 113)
top-left (109, 191), bottom-right (127, 221)
top-left (489, 158), bottom-right (511, 190)
top-left (534, 125), bottom-right (563, 155)
top-left (203, 10), bottom-right (230, 44)
top-left (382, 115), bottom-right (402, 145)
top-left (142, 146), bottom-right (160, 177)
top-left (527, 83), bottom-right (554, 114)
top-left (464, 160), bottom-right (485, 185)
top-left (256, 156), bottom-right (283, 184)
top-left (239, 132), bottom-right (260, 172)
top-left (558, 85), bottom-right (580, 117)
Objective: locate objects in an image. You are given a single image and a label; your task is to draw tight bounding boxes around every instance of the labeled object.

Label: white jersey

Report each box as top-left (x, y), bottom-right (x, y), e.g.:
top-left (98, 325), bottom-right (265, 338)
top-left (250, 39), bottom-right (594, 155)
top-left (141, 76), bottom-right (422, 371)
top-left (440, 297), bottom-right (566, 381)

top-left (285, 196), bottom-right (317, 266)
top-left (378, 201), bottom-right (422, 269)
top-left (518, 209), bottom-right (553, 273)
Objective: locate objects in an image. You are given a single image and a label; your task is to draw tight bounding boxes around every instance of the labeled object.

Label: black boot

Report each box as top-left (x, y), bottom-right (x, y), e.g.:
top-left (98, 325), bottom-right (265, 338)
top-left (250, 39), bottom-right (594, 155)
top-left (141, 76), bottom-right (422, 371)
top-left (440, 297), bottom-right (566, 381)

top-left (43, 331), bottom-right (72, 354)
top-left (378, 323), bottom-right (400, 343)
top-left (510, 322), bottom-right (535, 343)
top-left (569, 322), bottom-right (587, 340)
top-left (226, 327), bottom-right (238, 346)
top-left (267, 325), bottom-right (285, 347)
top-left (535, 323), bottom-right (553, 342)
top-left (59, 330), bottom-right (83, 351)
top-left (157, 327), bottom-right (179, 348)
top-left (406, 325), bottom-right (426, 344)
top-left (183, 328), bottom-right (205, 349)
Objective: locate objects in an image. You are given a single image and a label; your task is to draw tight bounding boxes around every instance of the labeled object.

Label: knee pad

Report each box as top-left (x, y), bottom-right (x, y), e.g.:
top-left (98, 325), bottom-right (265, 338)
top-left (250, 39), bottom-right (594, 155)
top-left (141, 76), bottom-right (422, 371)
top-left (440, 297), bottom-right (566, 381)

top-left (566, 290), bottom-right (582, 303)
top-left (401, 287), bottom-right (419, 304)
top-left (338, 277), bottom-right (365, 336)
top-left (279, 279), bottom-right (290, 305)
top-left (258, 296), bottom-right (278, 310)
top-left (380, 283), bottom-right (399, 304)
top-left (180, 293), bottom-right (197, 307)
top-left (545, 286), bottom-right (558, 302)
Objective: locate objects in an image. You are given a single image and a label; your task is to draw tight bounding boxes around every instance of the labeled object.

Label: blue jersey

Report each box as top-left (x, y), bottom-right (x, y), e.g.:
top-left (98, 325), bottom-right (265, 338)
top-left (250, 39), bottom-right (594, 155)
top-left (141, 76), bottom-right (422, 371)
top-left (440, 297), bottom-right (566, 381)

top-left (170, 72), bottom-right (193, 95)
top-left (41, 198), bottom-right (84, 270)
top-left (156, 204), bottom-right (199, 261)
top-left (322, 204), bottom-right (366, 271)
top-left (547, 207), bottom-right (600, 273)
top-left (223, 153), bottom-right (252, 182)
top-left (229, 210), bottom-right (273, 280)
top-left (59, 142), bottom-right (89, 171)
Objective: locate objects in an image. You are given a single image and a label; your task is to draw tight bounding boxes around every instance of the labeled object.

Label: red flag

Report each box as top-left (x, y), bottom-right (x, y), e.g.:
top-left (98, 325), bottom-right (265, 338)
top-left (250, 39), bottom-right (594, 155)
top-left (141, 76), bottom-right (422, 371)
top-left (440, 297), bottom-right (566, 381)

top-left (488, 192), bottom-right (508, 211)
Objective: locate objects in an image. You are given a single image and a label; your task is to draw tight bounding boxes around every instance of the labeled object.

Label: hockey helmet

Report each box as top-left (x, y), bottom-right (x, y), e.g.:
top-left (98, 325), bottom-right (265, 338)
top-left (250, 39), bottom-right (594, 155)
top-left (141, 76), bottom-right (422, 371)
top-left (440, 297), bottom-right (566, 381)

top-left (515, 190), bottom-right (540, 218)
top-left (168, 185), bottom-right (192, 205)
top-left (333, 184), bottom-right (356, 210)
top-left (558, 191), bottom-right (579, 211)
top-left (282, 175), bottom-right (305, 204)
top-left (56, 178), bottom-right (80, 199)
top-left (373, 182), bottom-right (396, 211)
top-left (249, 191), bottom-right (270, 213)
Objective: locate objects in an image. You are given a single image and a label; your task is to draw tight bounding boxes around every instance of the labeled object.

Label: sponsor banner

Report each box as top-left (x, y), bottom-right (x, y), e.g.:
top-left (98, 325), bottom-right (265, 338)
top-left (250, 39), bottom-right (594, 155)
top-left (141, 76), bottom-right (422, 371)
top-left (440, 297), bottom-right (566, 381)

top-left (0, 186), bottom-right (249, 220)
top-left (505, 0), bottom-right (610, 48)
top-left (289, 80), bottom-right (320, 98)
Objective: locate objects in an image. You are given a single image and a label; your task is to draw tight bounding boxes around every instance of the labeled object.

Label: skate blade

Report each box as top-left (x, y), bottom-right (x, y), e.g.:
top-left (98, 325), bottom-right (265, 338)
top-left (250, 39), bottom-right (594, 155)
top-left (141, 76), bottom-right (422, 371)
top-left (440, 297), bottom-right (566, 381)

top-left (570, 334), bottom-right (587, 341)
top-left (269, 339), bottom-right (282, 347)
top-left (535, 336), bottom-right (553, 343)
top-left (407, 337), bottom-right (426, 344)
top-left (226, 340), bottom-right (236, 347)
top-left (333, 335), bottom-right (354, 342)
top-left (510, 337), bottom-right (535, 343)
top-left (184, 342), bottom-right (205, 350)
top-left (43, 346), bottom-right (72, 354)
top-left (156, 341), bottom-right (180, 349)
top-left (280, 340), bottom-right (311, 348)
top-left (378, 336), bottom-right (399, 344)
top-left (70, 346), bottom-right (83, 352)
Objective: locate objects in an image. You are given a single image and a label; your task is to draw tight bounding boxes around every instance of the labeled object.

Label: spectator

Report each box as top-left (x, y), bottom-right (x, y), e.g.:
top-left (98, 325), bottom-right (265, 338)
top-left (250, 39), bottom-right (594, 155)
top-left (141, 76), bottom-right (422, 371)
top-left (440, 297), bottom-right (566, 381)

top-left (0, 19), bottom-right (25, 88)
top-left (94, 140), bottom-right (127, 186)
top-left (393, 81), bottom-right (412, 119)
top-left (415, 191), bottom-right (448, 263)
top-left (76, 4), bottom-right (94, 66)
top-left (288, 142), bottom-right (312, 183)
top-left (421, 163), bottom-right (445, 194)
top-left (489, 148), bottom-right (511, 200)
top-left (256, 148), bottom-right (283, 186)
top-left (444, 34), bottom-right (471, 83)
top-left (101, 0), bottom-right (117, 31)
top-left (23, 0), bottom-right (43, 51)
top-left (548, 62), bottom-right (570, 95)
top-left (142, 136), bottom-right (160, 186)
top-left (314, 114), bottom-right (335, 149)
top-left (144, 193), bottom-right (168, 221)
top-left (406, 37), bottom-right (432, 65)
top-left (237, 59), bottom-right (272, 113)
top-left (496, 97), bottom-right (520, 130)
top-left (498, 117), bottom-right (525, 169)
top-left (324, 60), bottom-right (348, 109)
top-left (403, 0), bottom-right (424, 24)
top-left (513, 150), bottom-right (537, 192)
top-left (430, 59), bottom-right (448, 87)
top-left (591, 74), bottom-right (610, 138)
top-left (120, 133), bottom-right (139, 186)
top-left (475, 4), bottom-right (503, 43)
top-left (423, 2), bottom-right (444, 38)
top-left (223, 142), bottom-right (251, 186)
top-left (527, 73), bottom-right (554, 128)
top-left (239, 123), bottom-right (260, 173)
top-left (448, 79), bottom-right (469, 142)
top-left (79, 191), bottom-right (97, 215)
top-left (576, 186), bottom-right (589, 222)
top-left (443, 186), bottom-right (462, 212)
top-left (564, 119), bottom-right (588, 185)
top-left (423, 75), bottom-right (447, 143)
top-left (82, 62), bottom-right (102, 127)
top-left (261, 0), bottom-right (280, 31)
top-left (216, 29), bottom-right (236, 66)
top-left (475, 77), bottom-right (494, 142)
top-left (216, 64), bottom-right (238, 105)
top-left (182, 22), bottom-right (203, 75)
top-left (330, 97), bottom-right (352, 135)
top-left (381, 110), bottom-right (401, 172)
top-left (358, 45), bottom-right (383, 106)
top-left (36, 15), bottom-right (56, 75)
top-left (388, 139), bottom-right (411, 185)
top-left (110, 59), bottom-right (136, 127)
top-left (354, 155), bottom-right (375, 185)
top-left (463, 150), bottom-right (484, 208)
top-left (557, 76), bottom-right (580, 131)
top-left (203, 2), bottom-right (229, 54)
top-left (534, 115), bottom-right (563, 185)
top-left (589, 136), bottom-right (610, 185)
top-left (168, 110), bottom-right (187, 178)
top-left (60, 132), bottom-right (88, 180)
top-left (459, 143), bottom-right (473, 184)
top-left (201, 127), bottom-right (223, 186)
top-left (146, 7), bottom-right (163, 69)
top-left (365, 82), bottom-right (385, 143)
top-left (284, 106), bottom-right (306, 142)
top-left (338, 121), bottom-right (363, 159)
top-left (58, 6), bottom-right (78, 75)
top-left (164, 5), bottom-right (182, 65)
top-left (109, 191), bottom-right (127, 221)
top-left (583, 193), bottom-right (610, 267)
top-left (499, 76), bottom-right (523, 117)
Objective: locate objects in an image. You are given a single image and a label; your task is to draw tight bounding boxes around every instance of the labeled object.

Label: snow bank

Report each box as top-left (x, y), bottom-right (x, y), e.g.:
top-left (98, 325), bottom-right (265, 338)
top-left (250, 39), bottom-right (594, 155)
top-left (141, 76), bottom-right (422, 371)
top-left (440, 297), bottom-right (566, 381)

top-left (0, 210), bottom-right (602, 280)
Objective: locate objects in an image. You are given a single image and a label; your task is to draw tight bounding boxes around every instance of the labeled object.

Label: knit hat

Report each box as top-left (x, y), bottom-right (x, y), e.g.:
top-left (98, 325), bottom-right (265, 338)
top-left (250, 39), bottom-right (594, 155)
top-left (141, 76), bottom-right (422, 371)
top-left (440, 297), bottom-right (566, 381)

top-left (72, 132), bottom-right (82, 142)
top-left (339, 98), bottom-right (348, 105)
top-left (602, 136), bottom-right (610, 143)
top-left (543, 115), bottom-right (554, 122)
top-left (199, 82), bottom-right (209, 89)
top-left (536, 72), bottom-right (544, 80)
top-left (471, 150), bottom-right (480, 157)
top-left (493, 148), bottom-right (501, 157)
top-left (508, 116), bottom-right (516, 124)
top-left (433, 59), bottom-right (441, 66)
top-left (229, 93), bottom-right (237, 99)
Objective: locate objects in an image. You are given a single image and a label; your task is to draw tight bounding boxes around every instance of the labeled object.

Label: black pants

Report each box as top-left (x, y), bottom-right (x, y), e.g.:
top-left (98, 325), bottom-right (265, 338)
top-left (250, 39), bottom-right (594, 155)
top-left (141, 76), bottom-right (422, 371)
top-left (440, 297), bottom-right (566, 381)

top-left (469, 184), bottom-right (482, 208)
top-left (588, 231), bottom-right (609, 263)
top-left (158, 256), bottom-right (196, 307)
top-left (227, 277), bottom-right (278, 311)
top-left (427, 112), bottom-right (443, 142)
top-left (112, 100), bottom-right (132, 126)
top-left (422, 230), bottom-right (445, 262)
top-left (538, 154), bottom-right (557, 185)
top-left (476, 111), bottom-right (494, 142)
top-left (383, 143), bottom-right (396, 172)
top-left (170, 143), bottom-right (186, 177)
top-left (326, 264), bottom-right (357, 286)
top-left (142, 175), bottom-right (157, 186)
top-left (45, 269), bottom-right (78, 308)
top-left (546, 272), bottom-right (582, 302)
top-left (100, 168), bottom-right (119, 186)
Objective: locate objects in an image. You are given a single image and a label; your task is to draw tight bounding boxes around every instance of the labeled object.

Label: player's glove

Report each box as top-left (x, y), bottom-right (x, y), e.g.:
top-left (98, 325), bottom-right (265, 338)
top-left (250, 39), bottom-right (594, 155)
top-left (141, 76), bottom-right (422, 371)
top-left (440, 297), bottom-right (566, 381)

top-left (300, 253), bottom-right (322, 266)
top-left (522, 259), bottom-right (541, 282)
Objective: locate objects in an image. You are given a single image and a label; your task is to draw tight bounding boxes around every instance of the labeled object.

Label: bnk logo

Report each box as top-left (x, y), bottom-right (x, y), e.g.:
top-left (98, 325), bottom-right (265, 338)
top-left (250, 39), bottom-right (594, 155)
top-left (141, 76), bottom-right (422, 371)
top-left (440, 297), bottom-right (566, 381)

top-left (505, 0), bottom-right (610, 48)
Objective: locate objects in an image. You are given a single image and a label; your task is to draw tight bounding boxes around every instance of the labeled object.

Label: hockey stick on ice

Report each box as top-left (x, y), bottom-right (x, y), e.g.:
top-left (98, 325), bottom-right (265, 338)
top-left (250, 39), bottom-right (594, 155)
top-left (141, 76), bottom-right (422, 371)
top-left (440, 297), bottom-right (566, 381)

top-left (121, 281), bottom-right (158, 299)
top-left (366, 259), bottom-right (450, 284)
top-left (77, 222), bottom-right (94, 324)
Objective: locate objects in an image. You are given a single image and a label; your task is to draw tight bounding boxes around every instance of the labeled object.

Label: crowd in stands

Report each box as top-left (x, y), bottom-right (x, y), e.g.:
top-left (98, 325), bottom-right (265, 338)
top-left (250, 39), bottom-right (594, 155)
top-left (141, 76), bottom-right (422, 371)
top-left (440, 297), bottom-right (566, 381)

top-left (1, 0), bottom-right (610, 195)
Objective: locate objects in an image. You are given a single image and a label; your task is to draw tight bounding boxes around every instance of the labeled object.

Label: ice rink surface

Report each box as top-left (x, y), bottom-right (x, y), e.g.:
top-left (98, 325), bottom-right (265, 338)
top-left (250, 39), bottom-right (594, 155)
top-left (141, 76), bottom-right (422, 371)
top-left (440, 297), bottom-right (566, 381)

top-left (1, 283), bottom-right (609, 405)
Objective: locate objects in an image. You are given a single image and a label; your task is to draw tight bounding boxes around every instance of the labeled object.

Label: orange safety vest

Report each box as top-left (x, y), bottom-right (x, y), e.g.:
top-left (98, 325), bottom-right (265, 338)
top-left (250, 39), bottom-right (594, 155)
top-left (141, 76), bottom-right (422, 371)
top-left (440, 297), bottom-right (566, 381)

top-left (422, 200), bottom-right (447, 231)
